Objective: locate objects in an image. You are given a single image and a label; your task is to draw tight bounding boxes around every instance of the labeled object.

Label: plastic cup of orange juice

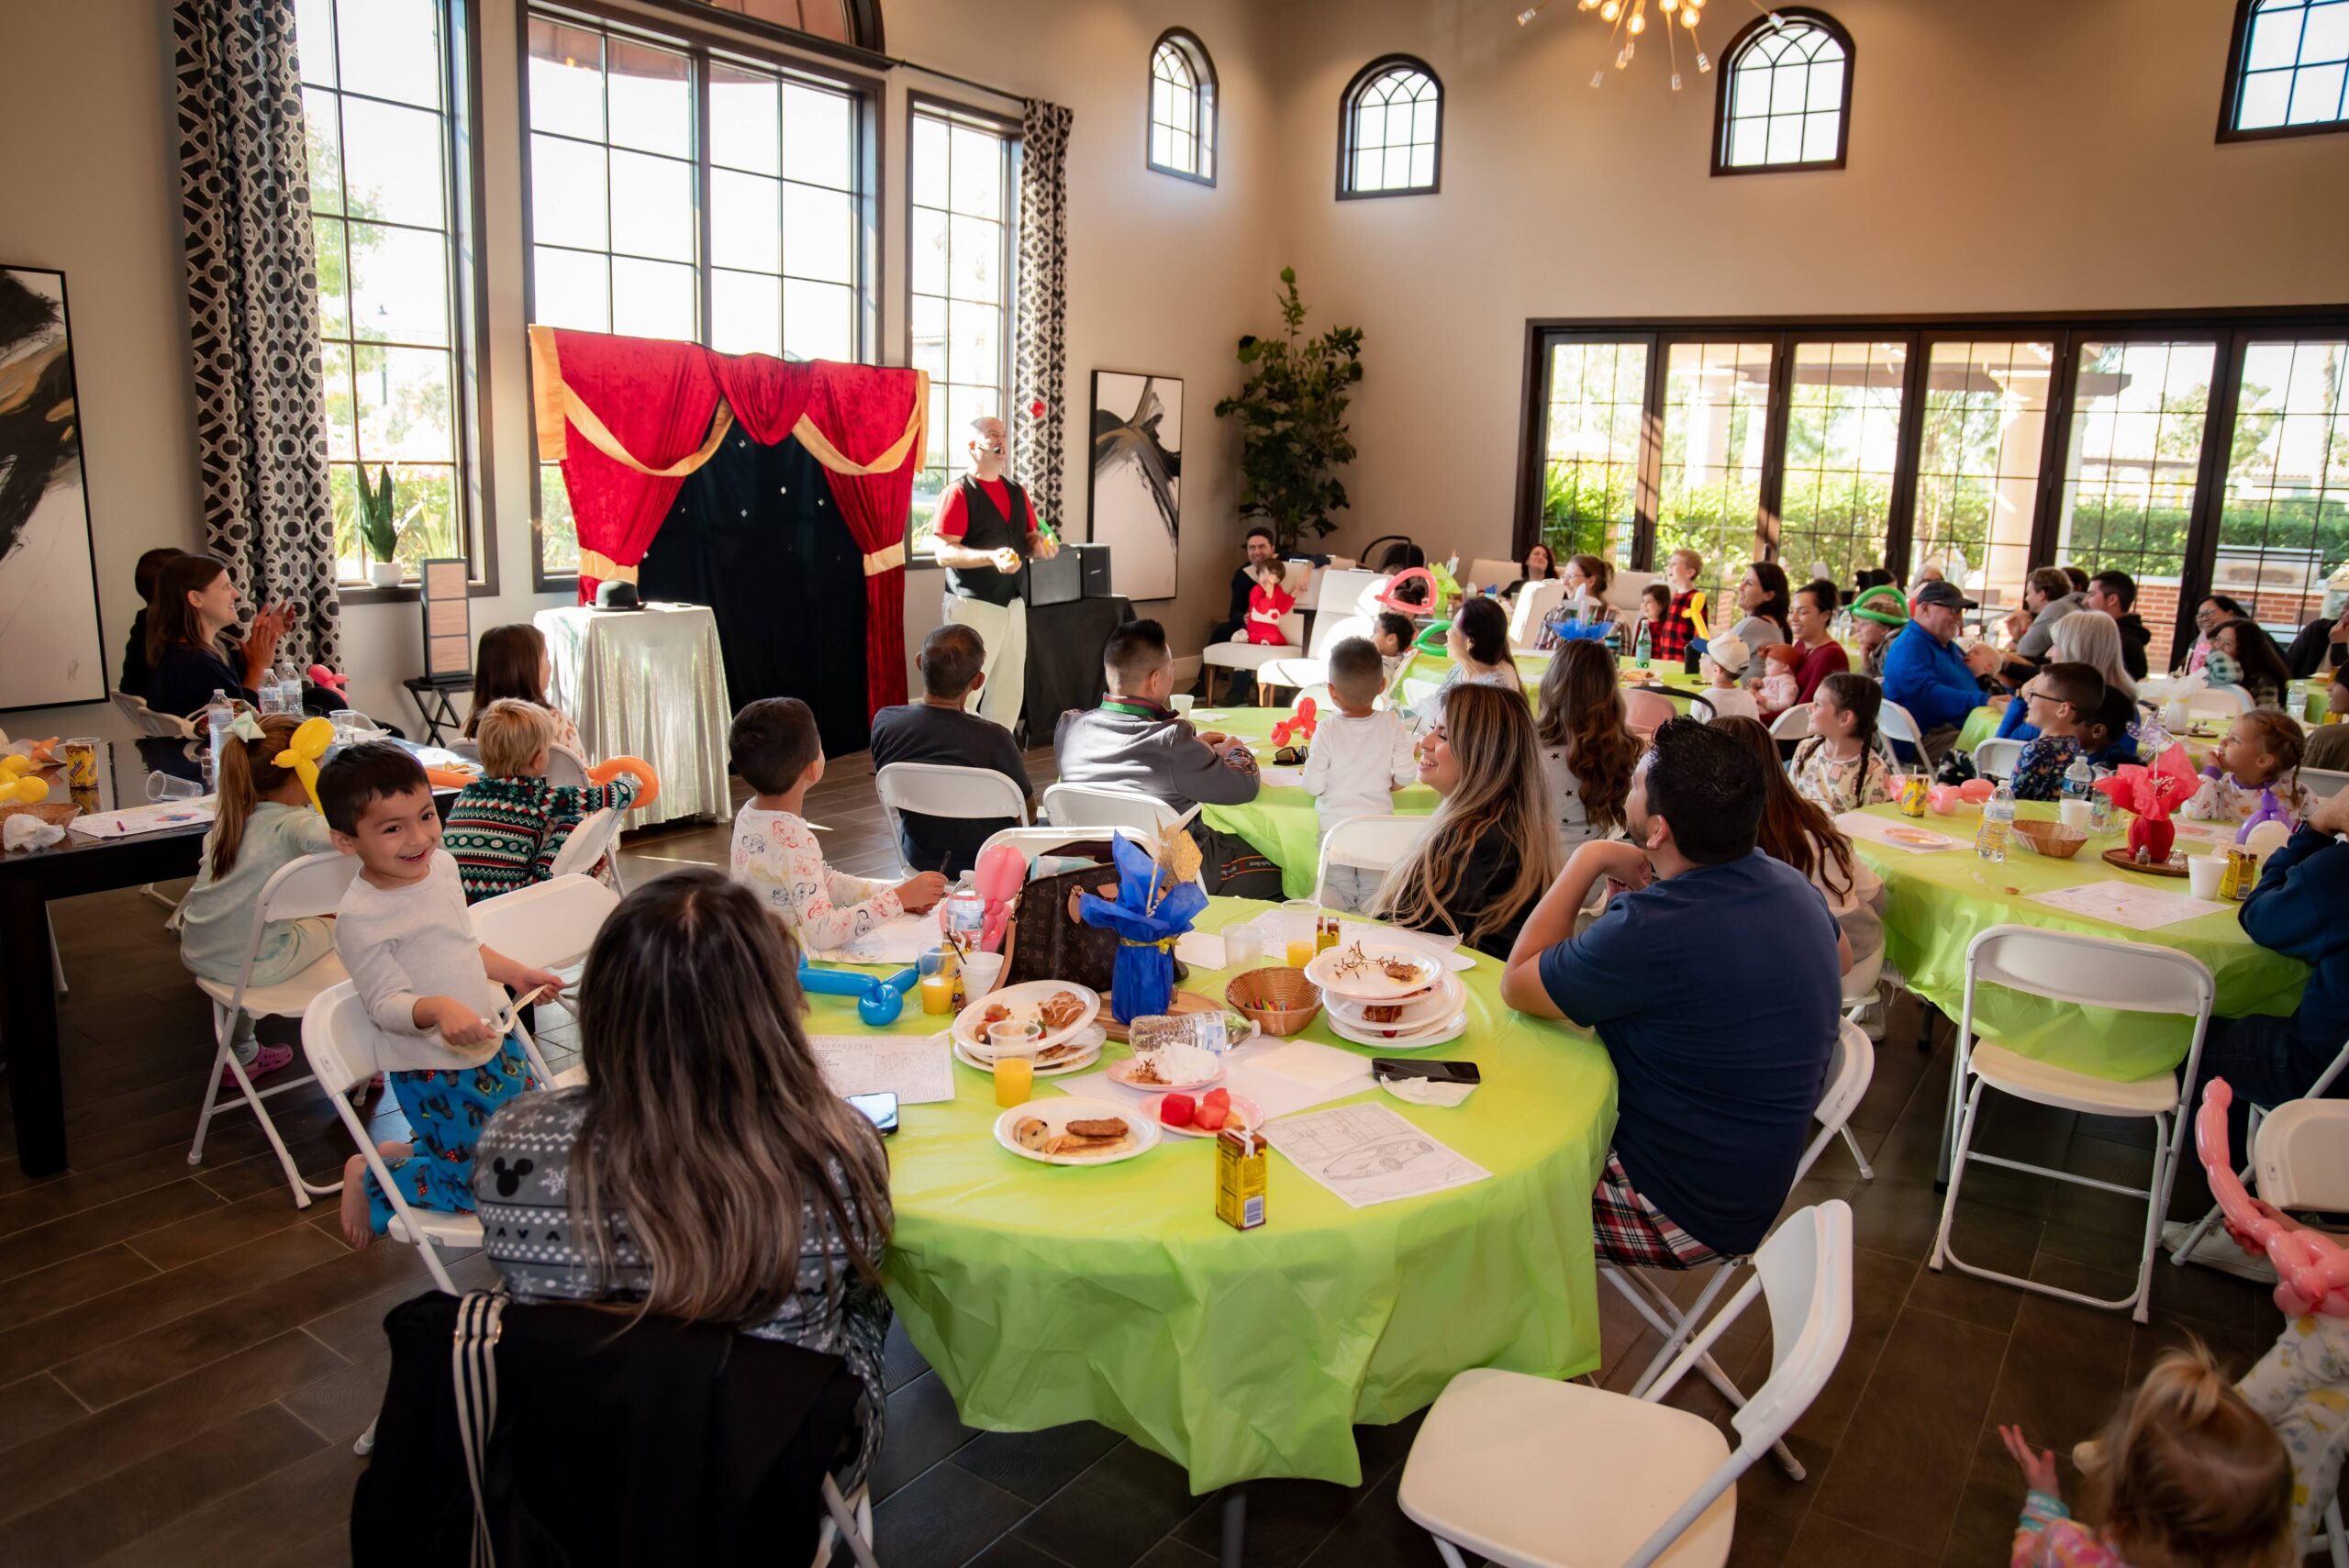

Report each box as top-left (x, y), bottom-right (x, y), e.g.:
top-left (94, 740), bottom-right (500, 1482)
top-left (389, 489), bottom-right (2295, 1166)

top-left (917, 947), bottom-right (952, 1015)
top-left (994, 1055), bottom-right (1034, 1107)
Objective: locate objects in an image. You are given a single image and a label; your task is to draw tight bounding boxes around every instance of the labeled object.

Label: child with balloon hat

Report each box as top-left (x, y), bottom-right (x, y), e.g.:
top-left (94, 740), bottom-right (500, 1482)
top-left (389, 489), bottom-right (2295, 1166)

top-left (173, 711), bottom-right (338, 1086)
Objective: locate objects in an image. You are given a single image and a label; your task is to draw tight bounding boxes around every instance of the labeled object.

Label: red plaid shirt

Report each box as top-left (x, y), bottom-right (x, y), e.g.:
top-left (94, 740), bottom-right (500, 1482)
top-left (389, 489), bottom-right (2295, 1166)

top-left (1651, 590), bottom-right (1701, 663)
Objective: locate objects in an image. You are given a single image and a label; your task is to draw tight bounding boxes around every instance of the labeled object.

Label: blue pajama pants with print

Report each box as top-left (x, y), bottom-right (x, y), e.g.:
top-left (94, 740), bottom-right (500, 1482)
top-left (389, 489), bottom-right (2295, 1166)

top-left (364, 1033), bottom-right (538, 1235)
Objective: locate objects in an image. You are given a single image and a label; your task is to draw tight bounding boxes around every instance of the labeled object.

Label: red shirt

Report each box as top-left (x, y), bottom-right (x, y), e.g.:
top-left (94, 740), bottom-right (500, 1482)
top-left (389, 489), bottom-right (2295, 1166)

top-left (1652, 590), bottom-right (1701, 662)
top-left (1793, 639), bottom-right (1850, 705)
top-left (934, 476), bottom-right (1039, 541)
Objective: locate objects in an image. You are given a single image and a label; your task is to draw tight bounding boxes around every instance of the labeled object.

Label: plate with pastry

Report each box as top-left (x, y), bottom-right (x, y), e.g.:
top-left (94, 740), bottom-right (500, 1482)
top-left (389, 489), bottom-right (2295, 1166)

top-left (1307, 939), bottom-right (1444, 1002)
top-left (1322, 971), bottom-right (1464, 1033)
top-left (1326, 1006), bottom-right (1469, 1051)
top-left (995, 1096), bottom-right (1161, 1165)
top-left (952, 1027), bottom-right (1105, 1077)
top-left (952, 981), bottom-right (1101, 1056)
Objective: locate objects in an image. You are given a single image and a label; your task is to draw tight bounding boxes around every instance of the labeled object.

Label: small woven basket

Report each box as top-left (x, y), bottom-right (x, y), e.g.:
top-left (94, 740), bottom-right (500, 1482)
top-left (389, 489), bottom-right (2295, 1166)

top-left (0, 801), bottom-right (79, 832)
top-left (1225, 965), bottom-right (1322, 1038)
top-left (2013, 818), bottom-right (2087, 860)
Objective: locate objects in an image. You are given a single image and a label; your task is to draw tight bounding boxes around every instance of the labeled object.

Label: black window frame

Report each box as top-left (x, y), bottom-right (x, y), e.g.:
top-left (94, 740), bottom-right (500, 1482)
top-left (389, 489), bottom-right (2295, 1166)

top-left (1145, 28), bottom-right (1218, 186)
top-left (2216, 0), bottom-right (2349, 142)
top-left (1336, 53), bottom-right (1443, 200)
top-left (1710, 6), bottom-right (1855, 178)
top-left (1516, 306), bottom-right (2349, 663)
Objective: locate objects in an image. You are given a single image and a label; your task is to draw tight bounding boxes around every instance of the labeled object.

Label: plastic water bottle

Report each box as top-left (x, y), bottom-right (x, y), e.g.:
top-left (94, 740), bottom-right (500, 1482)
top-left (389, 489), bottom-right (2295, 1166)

top-left (1977, 780), bottom-right (2015, 862)
top-left (1633, 619), bottom-right (1653, 669)
top-left (1832, 604), bottom-right (1854, 643)
top-left (204, 689), bottom-right (234, 793)
top-left (1130, 1010), bottom-right (1257, 1057)
top-left (941, 875), bottom-right (985, 948)
top-left (2062, 756), bottom-right (2094, 806)
top-left (276, 662), bottom-right (303, 717)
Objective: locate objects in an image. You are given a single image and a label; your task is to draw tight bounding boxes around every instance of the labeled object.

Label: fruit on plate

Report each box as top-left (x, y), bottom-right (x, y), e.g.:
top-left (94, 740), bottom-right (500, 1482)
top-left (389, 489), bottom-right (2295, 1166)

top-left (1160, 1093), bottom-right (1197, 1128)
top-left (1202, 1087), bottom-right (1230, 1112)
top-left (1194, 1101), bottom-right (1229, 1131)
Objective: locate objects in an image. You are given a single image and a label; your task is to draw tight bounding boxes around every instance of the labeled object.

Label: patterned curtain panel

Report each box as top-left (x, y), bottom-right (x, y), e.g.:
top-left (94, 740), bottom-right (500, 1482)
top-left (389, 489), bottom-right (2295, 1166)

top-left (173, 0), bottom-right (341, 670)
top-left (1012, 99), bottom-right (1072, 531)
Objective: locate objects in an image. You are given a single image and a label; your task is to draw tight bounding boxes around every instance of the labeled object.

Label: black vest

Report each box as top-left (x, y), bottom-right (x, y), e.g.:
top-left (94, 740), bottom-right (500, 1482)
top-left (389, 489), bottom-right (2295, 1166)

top-left (945, 475), bottom-right (1030, 606)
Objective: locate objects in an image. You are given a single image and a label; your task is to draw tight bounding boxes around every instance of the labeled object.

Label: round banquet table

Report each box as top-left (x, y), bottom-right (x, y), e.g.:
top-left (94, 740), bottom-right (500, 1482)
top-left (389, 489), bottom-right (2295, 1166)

top-left (1845, 800), bottom-right (2307, 1083)
top-left (1191, 706), bottom-right (1436, 898)
top-left (822, 896), bottom-right (1617, 1495)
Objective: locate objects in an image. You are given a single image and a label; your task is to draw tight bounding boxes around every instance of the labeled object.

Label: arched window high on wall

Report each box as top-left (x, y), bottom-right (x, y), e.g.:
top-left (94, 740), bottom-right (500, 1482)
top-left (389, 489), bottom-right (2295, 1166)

top-left (2221, 0), bottom-right (2349, 139)
top-left (1149, 29), bottom-right (1217, 183)
top-left (1339, 55), bottom-right (1442, 197)
top-left (1713, 9), bottom-right (1853, 175)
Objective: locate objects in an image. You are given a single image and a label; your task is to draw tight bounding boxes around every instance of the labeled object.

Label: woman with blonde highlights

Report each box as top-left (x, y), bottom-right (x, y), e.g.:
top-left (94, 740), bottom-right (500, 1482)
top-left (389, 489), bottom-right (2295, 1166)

top-left (1534, 639), bottom-right (1639, 847)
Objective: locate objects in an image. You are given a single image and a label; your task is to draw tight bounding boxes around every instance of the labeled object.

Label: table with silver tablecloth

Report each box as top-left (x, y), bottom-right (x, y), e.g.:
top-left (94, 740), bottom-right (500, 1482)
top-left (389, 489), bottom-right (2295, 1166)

top-left (533, 605), bottom-right (732, 828)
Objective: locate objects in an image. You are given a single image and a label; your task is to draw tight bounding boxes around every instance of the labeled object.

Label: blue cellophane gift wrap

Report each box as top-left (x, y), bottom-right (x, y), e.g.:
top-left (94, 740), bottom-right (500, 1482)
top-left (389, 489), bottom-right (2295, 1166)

top-left (1076, 834), bottom-right (1208, 1023)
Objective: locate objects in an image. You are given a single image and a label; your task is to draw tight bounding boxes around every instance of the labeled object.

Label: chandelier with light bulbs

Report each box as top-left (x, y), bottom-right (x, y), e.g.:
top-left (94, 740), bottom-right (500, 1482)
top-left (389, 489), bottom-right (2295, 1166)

top-left (1519, 0), bottom-right (1785, 93)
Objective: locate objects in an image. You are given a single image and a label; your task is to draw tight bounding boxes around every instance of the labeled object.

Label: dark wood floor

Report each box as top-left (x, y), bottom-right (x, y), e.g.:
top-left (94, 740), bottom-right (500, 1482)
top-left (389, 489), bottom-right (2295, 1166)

top-left (0, 746), bottom-right (2279, 1567)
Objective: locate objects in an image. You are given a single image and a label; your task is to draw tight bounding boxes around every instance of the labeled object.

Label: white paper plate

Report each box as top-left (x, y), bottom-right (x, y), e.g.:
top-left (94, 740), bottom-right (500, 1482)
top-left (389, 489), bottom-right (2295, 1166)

top-left (1323, 971), bottom-right (1463, 1031)
top-left (1326, 1007), bottom-right (1468, 1051)
top-left (1108, 1046), bottom-right (1224, 1091)
top-left (952, 982), bottom-right (1101, 1055)
top-left (1141, 1091), bottom-right (1264, 1139)
top-left (1307, 940), bottom-right (1447, 1001)
top-left (952, 1029), bottom-right (1104, 1078)
top-left (995, 1096), bottom-right (1161, 1165)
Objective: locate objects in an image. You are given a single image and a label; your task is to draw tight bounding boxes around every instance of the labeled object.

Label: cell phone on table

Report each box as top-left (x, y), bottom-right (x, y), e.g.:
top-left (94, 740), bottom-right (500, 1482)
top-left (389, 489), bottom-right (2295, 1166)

top-left (1373, 1059), bottom-right (1480, 1085)
top-left (847, 1093), bottom-right (900, 1135)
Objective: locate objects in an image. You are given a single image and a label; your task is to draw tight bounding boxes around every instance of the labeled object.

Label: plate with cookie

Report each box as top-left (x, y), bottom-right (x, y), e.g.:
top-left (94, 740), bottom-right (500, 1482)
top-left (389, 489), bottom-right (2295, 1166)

top-left (952, 982), bottom-right (1101, 1057)
top-left (995, 1096), bottom-right (1161, 1166)
top-left (1307, 939), bottom-right (1444, 1002)
top-left (952, 1026), bottom-right (1106, 1077)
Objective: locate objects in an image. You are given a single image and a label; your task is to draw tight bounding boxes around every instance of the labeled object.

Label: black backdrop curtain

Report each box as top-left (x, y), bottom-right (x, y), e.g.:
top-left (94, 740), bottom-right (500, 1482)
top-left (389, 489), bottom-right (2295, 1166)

top-left (638, 432), bottom-right (871, 761)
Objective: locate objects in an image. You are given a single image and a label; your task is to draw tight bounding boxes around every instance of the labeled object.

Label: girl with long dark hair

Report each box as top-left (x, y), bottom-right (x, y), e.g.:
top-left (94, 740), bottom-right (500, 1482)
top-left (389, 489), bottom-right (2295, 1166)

top-left (463, 622), bottom-right (584, 758)
top-left (1534, 640), bottom-right (1640, 846)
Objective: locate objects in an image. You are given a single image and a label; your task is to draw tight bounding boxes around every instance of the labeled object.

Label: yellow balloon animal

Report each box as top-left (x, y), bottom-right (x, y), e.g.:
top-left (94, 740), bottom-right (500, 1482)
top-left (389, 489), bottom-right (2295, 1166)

top-left (273, 717), bottom-right (336, 811)
top-left (0, 754), bottom-right (49, 806)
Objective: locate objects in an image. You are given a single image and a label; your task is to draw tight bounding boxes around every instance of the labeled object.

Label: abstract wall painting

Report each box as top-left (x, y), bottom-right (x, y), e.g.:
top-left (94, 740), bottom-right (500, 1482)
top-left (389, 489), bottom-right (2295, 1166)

top-left (1087, 371), bottom-right (1183, 603)
top-left (0, 266), bottom-right (105, 711)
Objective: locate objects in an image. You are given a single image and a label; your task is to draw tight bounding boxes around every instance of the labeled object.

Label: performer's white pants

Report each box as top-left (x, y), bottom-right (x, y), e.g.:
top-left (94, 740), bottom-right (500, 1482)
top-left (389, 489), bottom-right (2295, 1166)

top-left (943, 593), bottom-right (1027, 733)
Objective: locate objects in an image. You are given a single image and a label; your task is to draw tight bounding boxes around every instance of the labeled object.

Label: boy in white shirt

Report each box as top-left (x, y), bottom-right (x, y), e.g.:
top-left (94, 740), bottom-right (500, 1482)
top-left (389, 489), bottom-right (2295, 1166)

top-left (1303, 638), bottom-right (1420, 912)
top-left (320, 742), bottom-right (568, 1251)
top-left (1692, 633), bottom-right (1761, 727)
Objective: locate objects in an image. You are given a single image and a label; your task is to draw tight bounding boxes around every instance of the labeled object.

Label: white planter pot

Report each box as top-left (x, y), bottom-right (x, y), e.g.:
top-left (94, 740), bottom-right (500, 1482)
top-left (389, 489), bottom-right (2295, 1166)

top-left (367, 562), bottom-right (404, 589)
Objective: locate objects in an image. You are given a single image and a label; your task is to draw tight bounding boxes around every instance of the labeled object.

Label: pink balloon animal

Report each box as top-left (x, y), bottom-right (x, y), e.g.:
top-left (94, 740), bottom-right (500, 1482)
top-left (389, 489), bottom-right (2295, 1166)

top-left (307, 664), bottom-right (350, 702)
top-left (1375, 568), bottom-right (1437, 617)
top-left (2196, 1079), bottom-right (2349, 1319)
top-left (968, 841), bottom-right (1029, 953)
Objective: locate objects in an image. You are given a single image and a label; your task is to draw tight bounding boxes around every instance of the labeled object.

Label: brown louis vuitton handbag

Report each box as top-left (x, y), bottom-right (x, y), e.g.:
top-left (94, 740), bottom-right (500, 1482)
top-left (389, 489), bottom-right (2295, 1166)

top-left (997, 839), bottom-right (1121, 993)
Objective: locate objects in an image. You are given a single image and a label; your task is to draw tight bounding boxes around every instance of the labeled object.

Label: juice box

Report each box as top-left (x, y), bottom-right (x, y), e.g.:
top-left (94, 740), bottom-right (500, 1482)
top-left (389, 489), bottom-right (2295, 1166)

top-left (1215, 1126), bottom-right (1267, 1230)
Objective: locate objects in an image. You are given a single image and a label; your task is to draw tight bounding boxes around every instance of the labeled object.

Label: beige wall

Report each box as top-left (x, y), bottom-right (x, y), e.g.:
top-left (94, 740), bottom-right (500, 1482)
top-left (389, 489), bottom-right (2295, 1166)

top-left (1266, 0), bottom-right (2349, 569)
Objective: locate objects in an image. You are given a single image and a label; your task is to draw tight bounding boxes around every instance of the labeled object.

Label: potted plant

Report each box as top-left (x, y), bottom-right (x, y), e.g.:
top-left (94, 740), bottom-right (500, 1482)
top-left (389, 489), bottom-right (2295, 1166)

top-left (1213, 268), bottom-right (1364, 553)
top-left (355, 465), bottom-right (412, 588)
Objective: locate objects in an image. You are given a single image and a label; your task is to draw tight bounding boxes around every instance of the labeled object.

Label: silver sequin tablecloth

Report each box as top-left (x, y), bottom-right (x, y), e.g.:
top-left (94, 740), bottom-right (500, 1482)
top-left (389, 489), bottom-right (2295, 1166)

top-left (534, 605), bottom-right (732, 828)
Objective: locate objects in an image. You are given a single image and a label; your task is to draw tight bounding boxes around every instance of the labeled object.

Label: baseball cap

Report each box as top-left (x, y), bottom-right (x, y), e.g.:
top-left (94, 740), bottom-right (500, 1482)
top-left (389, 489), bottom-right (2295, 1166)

top-left (1704, 633), bottom-right (1752, 677)
top-left (1912, 579), bottom-right (1966, 612)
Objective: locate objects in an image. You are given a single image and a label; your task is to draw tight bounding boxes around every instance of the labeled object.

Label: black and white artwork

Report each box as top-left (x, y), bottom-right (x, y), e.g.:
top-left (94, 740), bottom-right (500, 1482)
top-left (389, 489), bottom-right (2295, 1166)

top-left (1087, 371), bottom-right (1182, 602)
top-left (0, 266), bottom-right (104, 710)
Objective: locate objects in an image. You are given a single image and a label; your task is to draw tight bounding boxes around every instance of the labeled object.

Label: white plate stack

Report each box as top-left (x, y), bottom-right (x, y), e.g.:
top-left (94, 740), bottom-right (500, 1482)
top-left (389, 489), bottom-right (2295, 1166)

top-left (1308, 940), bottom-right (1469, 1051)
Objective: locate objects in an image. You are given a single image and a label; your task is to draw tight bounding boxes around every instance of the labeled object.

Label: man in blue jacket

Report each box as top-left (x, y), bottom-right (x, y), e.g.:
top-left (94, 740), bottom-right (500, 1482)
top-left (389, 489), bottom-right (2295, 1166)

top-left (2189, 789), bottom-right (2349, 1154)
top-left (1881, 578), bottom-right (1999, 764)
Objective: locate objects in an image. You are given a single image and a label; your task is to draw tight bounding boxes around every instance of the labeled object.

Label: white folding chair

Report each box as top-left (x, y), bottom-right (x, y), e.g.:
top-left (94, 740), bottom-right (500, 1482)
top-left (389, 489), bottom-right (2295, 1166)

top-left (185, 851), bottom-right (358, 1207)
top-left (974, 825), bottom-right (1123, 868)
top-left (547, 747), bottom-right (589, 788)
top-left (1305, 611), bottom-right (1377, 660)
top-left (1768, 704), bottom-right (1814, 741)
top-left (2184, 684), bottom-right (2254, 721)
top-left (1465, 557), bottom-right (1520, 592)
top-left (113, 689), bottom-right (196, 739)
top-left (1041, 782), bottom-right (1197, 840)
top-left (1971, 736), bottom-right (2025, 781)
top-left (1600, 1020), bottom-right (1873, 1483)
top-left (443, 737), bottom-right (483, 766)
top-left (875, 762), bottom-right (1030, 871)
top-left (1312, 814), bottom-right (1431, 908)
top-left (1510, 580), bottom-right (1568, 647)
top-left (2300, 766), bottom-right (2349, 800)
top-left (1932, 926), bottom-right (2214, 1323)
top-left (1402, 1201), bottom-right (1854, 1568)
top-left (545, 806), bottom-right (626, 891)
top-left (469, 873), bottom-right (620, 974)
top-left (1254, 656), bottom-right (1327, 699)
top-left (2167, 1034), bottom-right (2349, 1267)
top-left (1603, 569), bottom-right (1662, 617)
top-left (1835, 951), bottom-right (1884, 1181)
top-left (1876, 700), bottom-right (1923, 751)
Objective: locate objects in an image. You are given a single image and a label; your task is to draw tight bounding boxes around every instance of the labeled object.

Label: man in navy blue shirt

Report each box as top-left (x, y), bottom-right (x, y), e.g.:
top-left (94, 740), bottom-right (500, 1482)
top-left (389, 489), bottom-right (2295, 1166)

top-left (1501, 718), bottom-right (1849, 1266)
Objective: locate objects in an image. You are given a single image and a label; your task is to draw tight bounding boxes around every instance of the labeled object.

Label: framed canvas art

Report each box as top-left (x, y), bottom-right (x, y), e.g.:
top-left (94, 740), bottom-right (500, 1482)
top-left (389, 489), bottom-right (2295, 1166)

top-left (1087, 371), bottom-right (1183, 602)
top-left (0, 265), bottom-right (105, 711)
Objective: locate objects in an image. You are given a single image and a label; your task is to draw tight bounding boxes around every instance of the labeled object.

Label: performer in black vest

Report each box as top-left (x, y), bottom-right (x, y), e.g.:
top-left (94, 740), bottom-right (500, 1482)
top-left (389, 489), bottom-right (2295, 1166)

top-left (930, 414), bottom-right (1057, 734)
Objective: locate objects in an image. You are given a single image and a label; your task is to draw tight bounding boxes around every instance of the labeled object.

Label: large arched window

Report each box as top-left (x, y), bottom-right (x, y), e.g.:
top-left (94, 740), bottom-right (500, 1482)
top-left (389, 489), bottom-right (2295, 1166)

top-left (1339, 56), bottom-right (1442, 197)
top-left (1713, 9), bottom-right (1853, 175)
top-left (2221, 0), bottom-right (2349, 139)
top-left (1149, 29), bottom-right (1217, 183)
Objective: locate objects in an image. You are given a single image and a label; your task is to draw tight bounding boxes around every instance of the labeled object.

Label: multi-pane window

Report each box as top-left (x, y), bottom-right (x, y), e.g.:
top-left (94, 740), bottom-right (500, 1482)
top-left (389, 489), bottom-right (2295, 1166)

top-left (2214, 340), bottom-right (2349, 650)
top-left (2225, 0), bottom-right (2349, 134)
top-left (1777, 341), bottom-right (1906, 590)
top-left (1716, 12), bottom-right (1852, 172)
top-left (297, 0), bottom-right (475, 585)
top-left (1149, 30), bottom-right (1216, 183)
top-left (523, 7), bottom-right (865, 576)
top-left (1535, 341), bottom-right (1648, 565)
top-left (1910, 340), bottom-right (2056, 609)
top-left (1656, 342), bottom-right (1775, 606)
top-left (908, 107), bottom-right (1014, 549)
top-left (1339, 58), bottom-right (1441, 196)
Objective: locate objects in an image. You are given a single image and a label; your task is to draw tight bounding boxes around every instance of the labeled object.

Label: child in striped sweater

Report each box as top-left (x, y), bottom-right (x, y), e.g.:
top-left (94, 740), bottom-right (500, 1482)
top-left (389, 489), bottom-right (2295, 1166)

top-left (442, 699), bottom-right (639, 902)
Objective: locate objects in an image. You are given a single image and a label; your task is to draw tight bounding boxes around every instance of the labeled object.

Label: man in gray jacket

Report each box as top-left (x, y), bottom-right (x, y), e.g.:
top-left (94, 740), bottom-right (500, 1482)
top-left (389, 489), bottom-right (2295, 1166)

top-left (1054, 619), bottom-right (1281, 897)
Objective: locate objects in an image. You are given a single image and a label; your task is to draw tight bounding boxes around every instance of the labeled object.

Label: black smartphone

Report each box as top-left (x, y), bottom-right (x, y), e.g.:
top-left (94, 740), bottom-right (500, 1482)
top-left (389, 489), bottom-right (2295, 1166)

top-left (1373, 1059), bottom-right (1480, 1085)
top-left (847, 1092), bottom-right (900, 1134)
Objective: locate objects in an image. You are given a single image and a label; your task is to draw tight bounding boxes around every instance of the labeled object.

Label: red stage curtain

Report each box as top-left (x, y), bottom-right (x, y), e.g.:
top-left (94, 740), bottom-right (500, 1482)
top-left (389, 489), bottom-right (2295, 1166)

top-left (806, 360), bottom-right (921, 717)
top-left (549, 328), bottom-right (723, 602)
top-left (707, 351), bottom-right (812, 444)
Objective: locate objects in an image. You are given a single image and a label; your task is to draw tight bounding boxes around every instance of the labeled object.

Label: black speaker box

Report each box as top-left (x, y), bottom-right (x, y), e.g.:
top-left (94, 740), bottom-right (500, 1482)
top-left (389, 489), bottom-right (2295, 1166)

top-left (1028, 546), bottom-right (1083, 606)
top-left (1076, 543), bottom-right (1113, 598)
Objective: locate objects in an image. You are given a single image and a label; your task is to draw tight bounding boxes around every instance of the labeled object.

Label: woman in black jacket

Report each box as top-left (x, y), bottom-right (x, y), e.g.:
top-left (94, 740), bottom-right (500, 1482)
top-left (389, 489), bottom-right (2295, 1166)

top-left (144, 552), bottom-right (287, 720)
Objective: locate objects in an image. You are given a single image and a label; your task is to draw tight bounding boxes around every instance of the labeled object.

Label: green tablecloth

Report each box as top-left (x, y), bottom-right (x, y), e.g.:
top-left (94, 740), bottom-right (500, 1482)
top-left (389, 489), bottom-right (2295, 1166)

top-left (828, 897), bottom-right (1615, 1493)
top-left (1954, 704), bottom-right (2003, 755)
top-left (1848, 801), bottom-right (2307, 1082)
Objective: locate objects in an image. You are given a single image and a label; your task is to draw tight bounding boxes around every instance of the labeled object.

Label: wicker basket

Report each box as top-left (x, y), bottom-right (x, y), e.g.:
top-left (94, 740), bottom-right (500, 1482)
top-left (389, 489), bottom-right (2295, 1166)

top-left (0, 800), bottom-right (79, 830)
top-left (1225, 965), bottom-right (1322, 1038)
top-left (2013, 818), bottom-right (2087, 860)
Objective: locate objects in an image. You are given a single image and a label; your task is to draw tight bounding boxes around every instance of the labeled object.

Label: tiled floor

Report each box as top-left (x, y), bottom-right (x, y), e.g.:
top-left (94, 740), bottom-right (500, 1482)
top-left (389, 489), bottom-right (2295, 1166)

top-left (0, 746), bottom-right (2281, 1566)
